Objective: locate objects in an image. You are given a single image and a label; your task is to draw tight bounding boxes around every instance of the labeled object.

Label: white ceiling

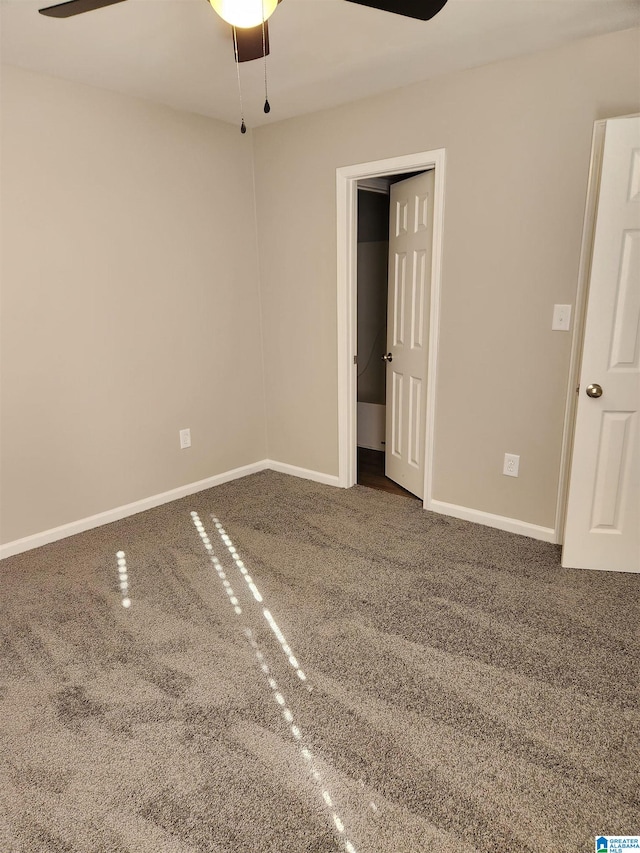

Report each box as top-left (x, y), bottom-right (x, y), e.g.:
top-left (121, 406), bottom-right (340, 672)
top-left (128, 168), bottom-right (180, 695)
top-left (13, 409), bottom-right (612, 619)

top-left (1, 0), bottom-right (638, 128)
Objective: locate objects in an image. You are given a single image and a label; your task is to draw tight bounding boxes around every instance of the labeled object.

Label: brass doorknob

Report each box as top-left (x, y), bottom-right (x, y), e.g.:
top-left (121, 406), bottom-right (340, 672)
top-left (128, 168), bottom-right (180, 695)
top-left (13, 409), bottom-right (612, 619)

top-left (586, 383), bottom-right (603, 398)
top-left (381, 353), bottom-right (393, 363)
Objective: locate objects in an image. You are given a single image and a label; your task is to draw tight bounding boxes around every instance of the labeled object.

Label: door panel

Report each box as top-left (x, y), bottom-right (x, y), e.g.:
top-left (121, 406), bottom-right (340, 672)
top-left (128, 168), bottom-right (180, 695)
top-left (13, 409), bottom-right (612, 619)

top-left (411, 249), bottom-right (427, 349)
top-left (563, 116), bottom-right (640, 572)
top-left (390, 371), bottom-right (403, 458)
top-left (590, 411), bottom-right (633, 530)
top-left (393, 253), bottom-right (406, 346)
top-left (408, 375), bottom-right (422, 468)
top-left (385, 171), bottom-right (434, 498)
top-left (395, 198), bottom-right (408, 236)
top-left (609, 230), bottom-right (639, 368)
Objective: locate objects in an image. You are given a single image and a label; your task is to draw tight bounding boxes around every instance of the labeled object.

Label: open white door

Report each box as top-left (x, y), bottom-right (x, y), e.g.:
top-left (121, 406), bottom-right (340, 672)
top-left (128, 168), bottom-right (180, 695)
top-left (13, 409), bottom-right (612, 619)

top-left (563, 116), bottom-right (640, 573)
top-left (384, 170), bottom-right (434, 498)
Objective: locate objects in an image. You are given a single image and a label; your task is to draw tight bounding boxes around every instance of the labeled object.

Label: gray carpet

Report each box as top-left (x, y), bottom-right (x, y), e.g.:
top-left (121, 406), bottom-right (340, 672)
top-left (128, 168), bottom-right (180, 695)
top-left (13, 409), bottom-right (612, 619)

top-left (1, 470), bottom-right (638, 853)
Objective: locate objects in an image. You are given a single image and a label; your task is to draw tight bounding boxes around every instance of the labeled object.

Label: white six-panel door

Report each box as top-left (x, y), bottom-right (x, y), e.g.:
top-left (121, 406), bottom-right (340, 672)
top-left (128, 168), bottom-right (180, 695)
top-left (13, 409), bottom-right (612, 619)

top-left (563, 116), bottom-right (640, 573)
top-left (385, 170), bottom-right (434, 498)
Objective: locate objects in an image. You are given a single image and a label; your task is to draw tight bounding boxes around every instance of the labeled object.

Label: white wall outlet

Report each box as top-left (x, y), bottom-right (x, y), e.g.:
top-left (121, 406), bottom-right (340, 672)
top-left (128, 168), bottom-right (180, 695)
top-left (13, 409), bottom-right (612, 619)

top-left (179, 428), bottom-right (191, 449)
top-left (503, 453), bottom-right (520, 477)
top-left (552, 304), bottom-right (572, 331)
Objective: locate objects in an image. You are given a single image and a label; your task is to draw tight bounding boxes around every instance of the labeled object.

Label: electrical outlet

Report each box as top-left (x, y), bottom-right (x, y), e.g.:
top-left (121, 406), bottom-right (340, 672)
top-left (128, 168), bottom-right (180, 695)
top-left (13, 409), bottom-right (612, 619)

top-left (179, 428), bottom-right (191, 449)
top-left (503, 453), bottom-right (519, 477)
top-left (552, 304), bottom-right (572, 331)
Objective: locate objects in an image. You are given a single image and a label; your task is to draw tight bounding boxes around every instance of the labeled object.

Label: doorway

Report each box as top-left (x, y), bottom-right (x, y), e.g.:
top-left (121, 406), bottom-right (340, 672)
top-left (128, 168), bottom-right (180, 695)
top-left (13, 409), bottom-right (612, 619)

top-left (336, 149), bottom-right (446, 506)
top-left (355, 181), bottom-right (391, 493)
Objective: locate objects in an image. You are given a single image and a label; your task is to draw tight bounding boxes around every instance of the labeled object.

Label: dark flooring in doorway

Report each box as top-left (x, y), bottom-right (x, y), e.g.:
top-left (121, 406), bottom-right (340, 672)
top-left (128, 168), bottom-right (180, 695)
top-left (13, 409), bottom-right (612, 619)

top-left (357, 447), bottom-right (418, 499)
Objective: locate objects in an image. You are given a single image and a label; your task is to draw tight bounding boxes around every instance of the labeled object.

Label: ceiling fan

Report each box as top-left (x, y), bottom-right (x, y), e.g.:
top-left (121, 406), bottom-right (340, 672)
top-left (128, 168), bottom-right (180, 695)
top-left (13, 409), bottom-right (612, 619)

top-left (38, 0), bottom-right (450, 63)
top-left (38, 0), bottom-right (449, 129)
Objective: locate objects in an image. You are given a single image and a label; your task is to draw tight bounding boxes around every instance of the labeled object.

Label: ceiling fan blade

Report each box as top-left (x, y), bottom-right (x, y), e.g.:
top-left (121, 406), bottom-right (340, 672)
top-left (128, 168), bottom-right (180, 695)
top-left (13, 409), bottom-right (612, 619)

top-left (343, 0), bottom-right (448, 22)
top-left (234, 22), bottom-right (270, 63)
top-left (39, 0), bottom-right (127, 18)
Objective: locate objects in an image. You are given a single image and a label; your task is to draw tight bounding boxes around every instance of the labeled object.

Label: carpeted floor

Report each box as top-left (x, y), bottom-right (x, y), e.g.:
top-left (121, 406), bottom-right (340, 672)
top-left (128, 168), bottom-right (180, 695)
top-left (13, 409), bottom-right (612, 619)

top-left (1, 470), bottom-right (638, 853)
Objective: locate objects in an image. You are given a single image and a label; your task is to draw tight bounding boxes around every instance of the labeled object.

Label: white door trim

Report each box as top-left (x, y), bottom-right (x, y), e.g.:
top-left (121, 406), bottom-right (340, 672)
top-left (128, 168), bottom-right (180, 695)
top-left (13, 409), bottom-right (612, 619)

top-left (336, 149), bottom-right (446, 501)
top-left (555, 119), bottom-right (607, 543)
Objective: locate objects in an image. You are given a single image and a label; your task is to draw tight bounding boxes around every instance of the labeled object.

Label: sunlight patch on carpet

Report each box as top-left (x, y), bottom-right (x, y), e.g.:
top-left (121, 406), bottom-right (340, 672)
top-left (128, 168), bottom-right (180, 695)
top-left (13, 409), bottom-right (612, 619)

top-left (189, 509), bottom-right (359, 853)
top-left (115, 550), bottom-right (131, 608)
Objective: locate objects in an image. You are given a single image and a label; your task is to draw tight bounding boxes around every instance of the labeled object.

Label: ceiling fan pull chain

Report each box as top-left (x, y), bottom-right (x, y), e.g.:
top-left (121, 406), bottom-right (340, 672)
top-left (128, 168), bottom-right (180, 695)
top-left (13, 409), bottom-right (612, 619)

top-left (262, 1), bottom-right (270, 113)
top-left (232, 27), bottom-right (247, 133)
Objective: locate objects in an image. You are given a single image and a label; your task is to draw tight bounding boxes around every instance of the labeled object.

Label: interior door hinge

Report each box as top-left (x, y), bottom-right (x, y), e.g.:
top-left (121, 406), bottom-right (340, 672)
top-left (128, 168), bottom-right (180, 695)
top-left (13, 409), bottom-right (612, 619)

top-left (353, 355), bottom-right (358, 365)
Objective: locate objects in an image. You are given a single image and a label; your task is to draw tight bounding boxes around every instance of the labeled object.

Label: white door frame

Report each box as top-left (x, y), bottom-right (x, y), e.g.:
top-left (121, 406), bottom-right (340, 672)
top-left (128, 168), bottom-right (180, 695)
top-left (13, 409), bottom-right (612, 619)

top-left (555, 119), bottom-right (607, 542)
top-left (336, 149), bottom-right (446, 499)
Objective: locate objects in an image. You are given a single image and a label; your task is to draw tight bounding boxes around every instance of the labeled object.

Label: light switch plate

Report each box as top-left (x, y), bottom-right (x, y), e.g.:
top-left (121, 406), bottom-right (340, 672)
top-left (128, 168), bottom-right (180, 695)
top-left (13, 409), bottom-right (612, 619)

top-left (552, 304), bottom-right (572, 331)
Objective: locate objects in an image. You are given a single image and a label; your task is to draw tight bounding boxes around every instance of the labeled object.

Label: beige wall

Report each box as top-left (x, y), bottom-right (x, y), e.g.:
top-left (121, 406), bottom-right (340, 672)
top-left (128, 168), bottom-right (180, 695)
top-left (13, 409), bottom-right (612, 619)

top-left (0, 66), bottom-right (266, 544)
top-left (2, 28), bottom-right (639, 547)
top-left (253, 28), bottom-right (640, 529)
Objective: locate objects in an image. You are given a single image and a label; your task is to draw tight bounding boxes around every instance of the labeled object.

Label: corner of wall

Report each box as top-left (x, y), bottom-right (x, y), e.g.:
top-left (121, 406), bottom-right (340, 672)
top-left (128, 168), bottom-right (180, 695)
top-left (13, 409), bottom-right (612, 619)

top-left (248, 128), bottom-right (271, 462)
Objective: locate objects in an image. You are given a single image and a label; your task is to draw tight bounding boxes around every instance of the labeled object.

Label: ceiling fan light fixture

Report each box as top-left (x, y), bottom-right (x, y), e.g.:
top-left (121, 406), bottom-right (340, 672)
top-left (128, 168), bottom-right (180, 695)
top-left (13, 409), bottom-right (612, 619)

top-left (209, 0), bottom-right (277, 29)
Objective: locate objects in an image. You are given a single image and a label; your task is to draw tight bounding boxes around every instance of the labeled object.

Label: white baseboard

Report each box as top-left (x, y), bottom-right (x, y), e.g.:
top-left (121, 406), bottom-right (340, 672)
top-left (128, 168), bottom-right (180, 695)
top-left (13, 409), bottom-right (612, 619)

top-left (1, 464), bottom-right (556, 559)
top-left (0, 460), bottom-right (270, 560)
top-left (0, 459), bottom-right (344, 559)
top-left (427, 498), bottom-right (558, 543)
top-left (265, 459), bottom-right (341, 488)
